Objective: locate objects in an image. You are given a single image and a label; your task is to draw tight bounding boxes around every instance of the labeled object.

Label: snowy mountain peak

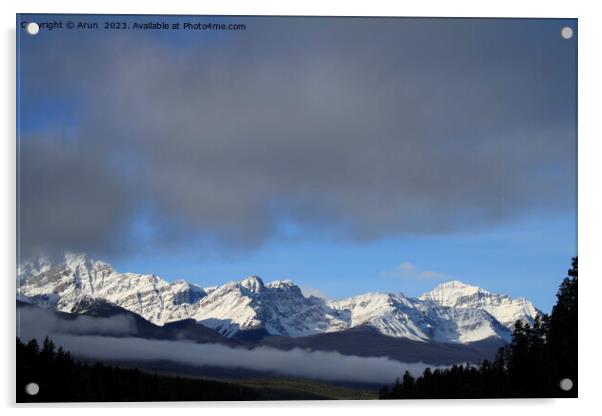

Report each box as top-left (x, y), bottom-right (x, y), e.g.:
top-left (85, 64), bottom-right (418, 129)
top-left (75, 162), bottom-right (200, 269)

top-left (266, 280), bottom-right (295, 289)
top-left (64, 251), bottom-right (91, 265)
top-left (17, 253), bottom-right (540, 343)
top-left (419, 280), bottom-right (539, 329)
top-left (419, 280), bottom-right (485, 306)
top-left (432, 280), bottom-right (483, 292)
top-left (240, 275), bottom-right (265, 292)
top-left (436, 280), bottom-right (480, 290)
top-left (64, 251), bottom-right (113, 274)
top-left (17, 255), bottom-right (52, 280)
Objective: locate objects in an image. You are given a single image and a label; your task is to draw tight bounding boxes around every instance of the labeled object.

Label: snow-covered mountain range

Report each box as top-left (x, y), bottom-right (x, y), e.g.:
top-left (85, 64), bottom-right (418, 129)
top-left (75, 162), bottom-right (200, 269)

top-left (17, 252), bottom-right (539, 344)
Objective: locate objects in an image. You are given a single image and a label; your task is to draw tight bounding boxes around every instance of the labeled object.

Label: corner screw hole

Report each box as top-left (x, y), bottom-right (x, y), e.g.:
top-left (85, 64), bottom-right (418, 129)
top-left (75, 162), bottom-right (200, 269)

top-left (25, 382), bottom-right (39, 396)
top-left (561, 27), bottom-right (573, 40)
top-left (559, 378), bottom-right (573, 391)
top-left (26, 22), bottom-right (40, 36)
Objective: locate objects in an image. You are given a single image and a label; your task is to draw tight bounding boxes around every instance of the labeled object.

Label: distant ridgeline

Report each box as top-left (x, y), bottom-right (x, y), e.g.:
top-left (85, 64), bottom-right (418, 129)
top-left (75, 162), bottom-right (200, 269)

top-left (17, 252), bottom-right (539, 345)
top-left (379, 257), bottom-right (578, 399)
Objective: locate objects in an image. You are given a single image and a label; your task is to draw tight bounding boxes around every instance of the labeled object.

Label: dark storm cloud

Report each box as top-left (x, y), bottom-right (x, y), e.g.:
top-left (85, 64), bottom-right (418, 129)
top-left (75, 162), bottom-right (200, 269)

top-left (17, 17), bottom-right (577, 257)
top-left (18, 137), bottom-right (134, 258)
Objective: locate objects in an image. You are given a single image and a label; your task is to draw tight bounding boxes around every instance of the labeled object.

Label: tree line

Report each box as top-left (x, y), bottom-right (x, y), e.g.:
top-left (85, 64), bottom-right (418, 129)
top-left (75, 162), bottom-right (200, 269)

top-left (380, 257), bottom-right (578, 399)
top-left (17, 336), bottom-right (262, 402)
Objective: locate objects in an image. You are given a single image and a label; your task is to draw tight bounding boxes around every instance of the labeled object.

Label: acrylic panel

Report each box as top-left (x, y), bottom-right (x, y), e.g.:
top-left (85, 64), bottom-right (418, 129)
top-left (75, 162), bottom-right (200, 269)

top-left (16, 14), bottom-right (577, 402)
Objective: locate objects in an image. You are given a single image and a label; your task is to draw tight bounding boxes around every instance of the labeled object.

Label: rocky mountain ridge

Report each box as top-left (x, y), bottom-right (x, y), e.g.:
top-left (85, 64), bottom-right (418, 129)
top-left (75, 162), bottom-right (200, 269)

top-left (17, 252), bottom-right (539, 344)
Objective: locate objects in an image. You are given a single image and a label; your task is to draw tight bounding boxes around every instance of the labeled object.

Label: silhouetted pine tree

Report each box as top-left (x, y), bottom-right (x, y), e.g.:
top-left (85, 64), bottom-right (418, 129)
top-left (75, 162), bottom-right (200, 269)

top-left (547, 256), bottom-right (578, 397)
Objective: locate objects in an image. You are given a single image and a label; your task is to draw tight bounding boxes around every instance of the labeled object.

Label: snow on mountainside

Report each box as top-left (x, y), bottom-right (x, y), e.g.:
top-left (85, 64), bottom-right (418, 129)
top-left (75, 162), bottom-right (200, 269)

top-left (419, 280), bottom-right (540, 328)
top-left (191, 276), bottom-right (348, 338)
top-left (17, 253), bottom-right (539, 344)
top-left (17, 252), bottom-right (206, 324)
top-left (329, 293), bottom-right (432, 342)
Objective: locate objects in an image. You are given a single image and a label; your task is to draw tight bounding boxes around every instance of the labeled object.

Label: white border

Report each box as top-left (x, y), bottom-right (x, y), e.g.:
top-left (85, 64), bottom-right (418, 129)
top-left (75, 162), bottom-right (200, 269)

top-left (2, 1), bottom-right (600, 415)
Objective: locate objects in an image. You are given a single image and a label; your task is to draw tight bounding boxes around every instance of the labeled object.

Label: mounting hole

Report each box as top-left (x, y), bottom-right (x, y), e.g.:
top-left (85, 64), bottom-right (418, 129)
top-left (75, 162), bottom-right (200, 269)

top-left (561, 26), bottom-right (573, 40)
top-left (26, 22), bottom-right (40, 36)
top-left (559, 378), bottom-right (573, 391)
top-left (25, 382), bottom-right (39, 396)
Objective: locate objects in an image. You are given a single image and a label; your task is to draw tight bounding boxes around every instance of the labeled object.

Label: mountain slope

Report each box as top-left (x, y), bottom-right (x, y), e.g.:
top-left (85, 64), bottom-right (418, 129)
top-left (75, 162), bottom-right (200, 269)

top-left (17, 253), bottom-right (539, 344)
top-left (18, 252), bottom-right (206, 324)
top-left (260, 325), bottom-right (506, 365)
top-left (419, 280), bottom-right (539, 328)
top-left (191, 276), bottom-right (349, 337)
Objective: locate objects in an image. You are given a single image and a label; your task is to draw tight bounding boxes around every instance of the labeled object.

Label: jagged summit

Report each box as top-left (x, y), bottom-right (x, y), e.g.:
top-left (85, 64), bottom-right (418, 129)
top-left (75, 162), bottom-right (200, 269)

top-left (64, 251), bottom-right (93, 266)
top-left (18, 251), bottom-right (112, 282)
top-left (433, 280), bottom-right (480, 289)
top-left (17, 253), bottom-right (539, 343)
top-left (419, 280), bottom-right (484, 306)
top-left (267, 279), bottom-right (295, 288)
top-left (240, 275), bottom-right (265, 292)
top-left (419, 280), bottom-right (539, 329)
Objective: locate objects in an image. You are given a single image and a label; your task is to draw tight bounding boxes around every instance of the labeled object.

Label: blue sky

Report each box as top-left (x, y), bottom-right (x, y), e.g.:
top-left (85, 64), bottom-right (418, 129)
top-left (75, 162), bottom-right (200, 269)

top-left (110, 213), bottom-right (575, 311)
top-left (17, 15), bottom-right (577, 312)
